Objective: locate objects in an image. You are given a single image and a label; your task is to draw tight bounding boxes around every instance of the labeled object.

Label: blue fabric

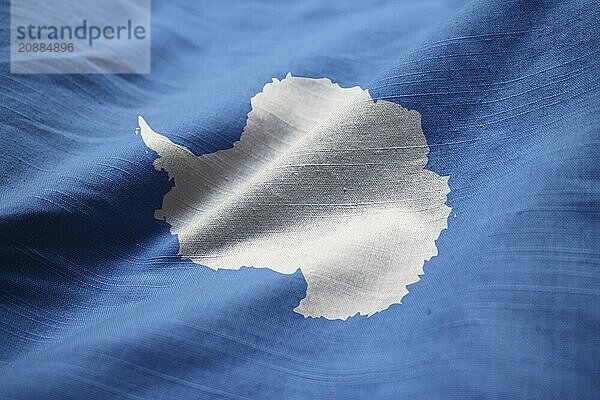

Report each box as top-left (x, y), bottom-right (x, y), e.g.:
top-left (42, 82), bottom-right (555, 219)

top-left (1, 0), bottom-right (599, 398)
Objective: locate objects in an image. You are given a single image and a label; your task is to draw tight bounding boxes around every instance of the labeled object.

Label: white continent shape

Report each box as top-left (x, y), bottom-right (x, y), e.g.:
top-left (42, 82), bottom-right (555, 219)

top-left (139, 73), bottom-right (451, 320)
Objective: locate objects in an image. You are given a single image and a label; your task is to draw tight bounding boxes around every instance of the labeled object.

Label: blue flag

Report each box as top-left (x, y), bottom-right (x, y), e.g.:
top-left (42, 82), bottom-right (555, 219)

top-left (1, 1), bottom-right (599, 399)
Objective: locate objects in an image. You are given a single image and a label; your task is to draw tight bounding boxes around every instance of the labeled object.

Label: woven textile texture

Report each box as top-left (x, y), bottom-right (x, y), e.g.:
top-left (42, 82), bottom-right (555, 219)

top-left (1, 1), bottom-right (599, 399)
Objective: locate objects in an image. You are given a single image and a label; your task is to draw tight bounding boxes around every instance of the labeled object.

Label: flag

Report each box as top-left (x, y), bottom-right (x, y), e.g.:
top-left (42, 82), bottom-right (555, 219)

top-left (1, 1), bottom-right (599, 399)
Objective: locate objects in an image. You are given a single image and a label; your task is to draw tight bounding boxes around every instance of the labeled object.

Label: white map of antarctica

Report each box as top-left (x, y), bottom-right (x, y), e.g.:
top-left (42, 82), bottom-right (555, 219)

top-left (139, 74), bottom-right (451, 320)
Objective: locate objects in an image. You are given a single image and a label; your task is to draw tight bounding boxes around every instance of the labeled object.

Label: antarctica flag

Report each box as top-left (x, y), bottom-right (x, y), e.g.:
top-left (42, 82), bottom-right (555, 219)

top-left (1, 0), bottom-right (599, 399)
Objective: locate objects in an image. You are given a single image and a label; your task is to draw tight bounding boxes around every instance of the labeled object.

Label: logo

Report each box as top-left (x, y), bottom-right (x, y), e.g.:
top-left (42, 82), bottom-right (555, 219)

top-left (10, 0), bottom-right (150, 74)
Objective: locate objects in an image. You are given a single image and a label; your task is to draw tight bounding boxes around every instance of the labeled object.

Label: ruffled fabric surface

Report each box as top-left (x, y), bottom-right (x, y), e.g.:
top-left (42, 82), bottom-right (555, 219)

top-left (1, 1), bottom-right (598, 398)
